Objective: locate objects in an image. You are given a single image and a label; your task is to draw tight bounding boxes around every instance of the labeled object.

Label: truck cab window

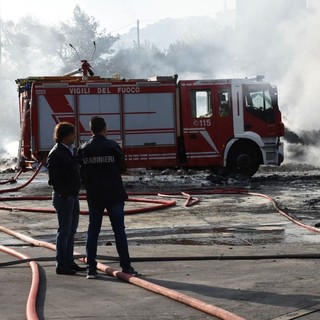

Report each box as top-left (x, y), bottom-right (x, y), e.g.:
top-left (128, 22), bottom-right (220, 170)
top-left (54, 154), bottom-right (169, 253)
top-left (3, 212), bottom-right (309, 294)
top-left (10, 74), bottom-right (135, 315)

top-left (244, 85), bottom-right (275, 123)
top-left (190, 90), bottom-right (212, 118)
top-left (218, 90), bottom-right (231, 117)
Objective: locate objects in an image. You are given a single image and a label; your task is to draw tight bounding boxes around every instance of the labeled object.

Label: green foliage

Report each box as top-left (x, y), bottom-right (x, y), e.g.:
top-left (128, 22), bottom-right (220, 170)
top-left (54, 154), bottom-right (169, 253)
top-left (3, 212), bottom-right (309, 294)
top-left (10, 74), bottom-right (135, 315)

top-left (1, 5), bottom-right (235, 79)
top-left (57, 5), bottom-right (119, 76)
top-left (1, 5), bottom-right (119, 77)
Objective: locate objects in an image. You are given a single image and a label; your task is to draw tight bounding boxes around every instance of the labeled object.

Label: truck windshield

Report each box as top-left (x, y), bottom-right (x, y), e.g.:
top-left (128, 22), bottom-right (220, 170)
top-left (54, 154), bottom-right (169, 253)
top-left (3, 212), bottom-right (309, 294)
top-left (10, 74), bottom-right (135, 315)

top-left (243, 85), bottom-right (276, 123)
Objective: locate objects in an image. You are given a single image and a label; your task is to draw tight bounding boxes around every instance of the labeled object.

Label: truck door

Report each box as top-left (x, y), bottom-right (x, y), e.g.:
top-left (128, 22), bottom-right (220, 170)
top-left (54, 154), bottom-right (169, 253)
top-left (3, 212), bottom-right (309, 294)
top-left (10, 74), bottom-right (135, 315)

top-left (78, 93), bottom-right (122, 145)
top-left (180, 83), bottom-right (233, 167)
top-left (215, 86), bottom-right (234, 155)
top-left (242, 84), bottom-right (280, 137)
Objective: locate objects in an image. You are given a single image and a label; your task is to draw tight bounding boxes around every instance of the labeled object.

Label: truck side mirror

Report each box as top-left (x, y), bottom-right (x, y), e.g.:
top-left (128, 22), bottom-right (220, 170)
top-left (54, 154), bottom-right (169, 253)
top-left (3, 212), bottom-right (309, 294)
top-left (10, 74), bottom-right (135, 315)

top-left (270, 85), bottom-right (278, 107)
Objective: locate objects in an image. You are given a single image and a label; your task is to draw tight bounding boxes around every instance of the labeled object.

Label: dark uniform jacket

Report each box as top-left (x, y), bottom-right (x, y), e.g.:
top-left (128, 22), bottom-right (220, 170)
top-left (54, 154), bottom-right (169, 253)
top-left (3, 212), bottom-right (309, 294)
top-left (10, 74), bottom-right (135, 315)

top-left (79, 135), bottom-right (128, 206)
top-left (46, 143), bottom-right (81, 199)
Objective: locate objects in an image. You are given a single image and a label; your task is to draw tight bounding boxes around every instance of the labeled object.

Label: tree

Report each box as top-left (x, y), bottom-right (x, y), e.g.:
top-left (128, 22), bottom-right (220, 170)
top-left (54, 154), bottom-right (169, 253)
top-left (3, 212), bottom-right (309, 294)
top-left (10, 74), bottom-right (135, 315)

top-left (0, 16), bottom-right (62, 143)
top-left (108, 18), bottom-right (236, 80)
top-left (57, 5), bottom-right (119, 76)
top-left (0, 5), bottom-right (120, 145)
top-left (108, 41), bottom-right (168, 79)
top-left (166, 24), bottom-right (236, 78)
top-left (1, 17), bottom-right (61, 76)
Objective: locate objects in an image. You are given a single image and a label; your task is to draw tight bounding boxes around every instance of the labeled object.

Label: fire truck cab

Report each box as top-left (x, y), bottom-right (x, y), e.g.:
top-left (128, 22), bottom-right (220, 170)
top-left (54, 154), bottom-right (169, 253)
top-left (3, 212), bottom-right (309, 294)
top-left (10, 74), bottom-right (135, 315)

top-left (16, 74), bottom-right (284, 176)
top-left (179, 76), bottom-right (284, 175)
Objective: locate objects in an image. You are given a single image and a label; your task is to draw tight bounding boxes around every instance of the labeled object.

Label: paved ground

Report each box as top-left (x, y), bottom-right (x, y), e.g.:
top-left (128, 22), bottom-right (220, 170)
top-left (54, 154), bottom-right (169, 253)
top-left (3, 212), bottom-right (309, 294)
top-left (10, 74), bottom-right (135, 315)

top-left (1, 244), bottom-right (320, 320)
top-left (1, 167), bottom-right (320, 319)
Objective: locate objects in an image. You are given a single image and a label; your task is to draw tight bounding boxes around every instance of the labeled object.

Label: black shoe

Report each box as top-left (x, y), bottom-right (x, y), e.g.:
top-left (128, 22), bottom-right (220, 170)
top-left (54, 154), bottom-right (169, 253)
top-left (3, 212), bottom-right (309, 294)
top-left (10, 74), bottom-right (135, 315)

top-left (315, 223), bottom-right (320, 228)
top-left (86, 269), bottom-right (98, 279)
top-left (122, 267), bottom-right (140, 277)
top-left (56, 266), bottom-right (77, 275)
top-left (68, 262), bottom-right (86, 272)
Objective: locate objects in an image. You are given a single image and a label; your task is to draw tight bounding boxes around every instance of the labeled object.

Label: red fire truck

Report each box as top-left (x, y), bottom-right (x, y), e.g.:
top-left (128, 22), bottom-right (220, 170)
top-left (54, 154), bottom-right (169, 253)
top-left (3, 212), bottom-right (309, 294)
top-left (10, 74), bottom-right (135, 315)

top-left (16, 74), bottom-right (284, 176)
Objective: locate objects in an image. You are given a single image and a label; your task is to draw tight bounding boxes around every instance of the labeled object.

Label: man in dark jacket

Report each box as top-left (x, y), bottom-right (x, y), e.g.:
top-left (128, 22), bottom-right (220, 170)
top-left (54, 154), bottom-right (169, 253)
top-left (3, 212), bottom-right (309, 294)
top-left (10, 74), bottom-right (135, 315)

top-left (46, 122), bottom-right (85, 275)
top-left (79, 116), bottom-right (138, 279)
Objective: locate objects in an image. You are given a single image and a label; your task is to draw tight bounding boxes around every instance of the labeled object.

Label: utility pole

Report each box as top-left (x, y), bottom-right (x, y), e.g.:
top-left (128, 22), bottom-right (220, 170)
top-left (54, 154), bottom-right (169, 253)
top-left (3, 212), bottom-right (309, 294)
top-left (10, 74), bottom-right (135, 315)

top-left (137, 19), bottom-right (140, 50)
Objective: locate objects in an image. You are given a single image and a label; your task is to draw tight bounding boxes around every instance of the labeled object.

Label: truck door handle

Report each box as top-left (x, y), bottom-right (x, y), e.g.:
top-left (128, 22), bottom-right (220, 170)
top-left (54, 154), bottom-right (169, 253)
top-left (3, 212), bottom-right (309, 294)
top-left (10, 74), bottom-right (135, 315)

top-left (189, 133), bottom-right (197, 139)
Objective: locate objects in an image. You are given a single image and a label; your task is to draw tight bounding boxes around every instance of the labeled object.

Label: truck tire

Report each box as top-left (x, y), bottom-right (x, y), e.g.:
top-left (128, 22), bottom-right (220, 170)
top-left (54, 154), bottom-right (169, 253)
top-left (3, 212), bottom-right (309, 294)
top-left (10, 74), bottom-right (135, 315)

top-left (226, 144), bottom-right (261, 176)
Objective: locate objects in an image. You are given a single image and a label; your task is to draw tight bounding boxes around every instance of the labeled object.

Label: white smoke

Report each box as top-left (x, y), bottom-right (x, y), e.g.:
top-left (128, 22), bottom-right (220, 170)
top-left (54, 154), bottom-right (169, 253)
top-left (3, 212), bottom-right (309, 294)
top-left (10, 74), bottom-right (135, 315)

top-left (224, 0), bottom-right (320, 165)
top-left (279, 2), bottom-right (320, 131)
top-left (0, 16), bottom-right (64, 158)
top-left (1, 1), bottom-right (320, 166)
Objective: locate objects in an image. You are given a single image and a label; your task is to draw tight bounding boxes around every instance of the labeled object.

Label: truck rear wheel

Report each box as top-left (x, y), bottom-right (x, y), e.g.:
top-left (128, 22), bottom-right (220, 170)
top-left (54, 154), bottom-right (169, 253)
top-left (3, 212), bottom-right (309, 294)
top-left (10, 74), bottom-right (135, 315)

top-left (226, 144), bottom-right (260, 176)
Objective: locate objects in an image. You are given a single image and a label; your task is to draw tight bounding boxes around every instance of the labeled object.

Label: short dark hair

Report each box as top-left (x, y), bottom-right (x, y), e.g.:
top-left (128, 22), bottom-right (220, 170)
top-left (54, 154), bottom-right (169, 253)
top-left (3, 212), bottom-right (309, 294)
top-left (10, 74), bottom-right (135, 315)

top-left (90, 116), bottom-right (107, 134)
top-left (53, 122), bottom-right (75, 143)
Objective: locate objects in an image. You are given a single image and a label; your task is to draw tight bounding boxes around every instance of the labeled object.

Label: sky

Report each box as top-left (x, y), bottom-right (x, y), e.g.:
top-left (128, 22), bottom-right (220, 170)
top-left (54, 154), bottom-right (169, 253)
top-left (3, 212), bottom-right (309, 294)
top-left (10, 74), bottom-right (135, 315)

top-left (0, 0), bottom-right (236, 34)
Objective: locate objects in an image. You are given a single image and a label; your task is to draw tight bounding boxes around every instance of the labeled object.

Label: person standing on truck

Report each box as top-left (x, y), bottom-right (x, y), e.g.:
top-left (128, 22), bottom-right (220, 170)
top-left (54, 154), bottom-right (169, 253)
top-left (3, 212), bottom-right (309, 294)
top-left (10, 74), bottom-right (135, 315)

top-left (46, 122), bottom-right (86, 275)
top-left (79, 116), bottom-right (139, 279)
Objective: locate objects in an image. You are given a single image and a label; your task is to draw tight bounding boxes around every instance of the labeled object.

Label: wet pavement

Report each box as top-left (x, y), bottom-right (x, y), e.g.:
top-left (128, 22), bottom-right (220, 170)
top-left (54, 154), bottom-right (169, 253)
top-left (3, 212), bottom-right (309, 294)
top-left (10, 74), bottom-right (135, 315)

top-left (0, 164), bottom-right (320, 319)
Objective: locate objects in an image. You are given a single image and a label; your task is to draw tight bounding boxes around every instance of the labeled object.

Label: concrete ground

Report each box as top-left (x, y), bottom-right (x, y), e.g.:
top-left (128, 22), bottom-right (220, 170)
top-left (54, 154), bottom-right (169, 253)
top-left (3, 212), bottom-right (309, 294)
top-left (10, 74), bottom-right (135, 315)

top-left (1, 244), bottom-right (320, 320)
top-left (1, 168), bottom-right (320, 319)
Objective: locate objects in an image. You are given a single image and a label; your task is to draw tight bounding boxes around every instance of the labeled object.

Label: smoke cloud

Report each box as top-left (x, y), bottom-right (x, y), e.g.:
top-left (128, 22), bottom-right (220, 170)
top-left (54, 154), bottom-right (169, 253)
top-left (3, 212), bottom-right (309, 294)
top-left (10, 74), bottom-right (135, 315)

top-left (1, 1), bottom-right (319, 166)
top-left (230, 0), bottom-right (320, 165)
top-left (0, 17), bottom-right (63, 158)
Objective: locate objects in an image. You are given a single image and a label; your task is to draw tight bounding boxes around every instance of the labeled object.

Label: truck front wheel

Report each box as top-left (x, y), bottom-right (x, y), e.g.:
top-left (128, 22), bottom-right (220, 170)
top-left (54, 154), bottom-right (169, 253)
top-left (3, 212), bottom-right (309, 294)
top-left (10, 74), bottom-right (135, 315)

top-left (226, 144), bottom-right (261, 176)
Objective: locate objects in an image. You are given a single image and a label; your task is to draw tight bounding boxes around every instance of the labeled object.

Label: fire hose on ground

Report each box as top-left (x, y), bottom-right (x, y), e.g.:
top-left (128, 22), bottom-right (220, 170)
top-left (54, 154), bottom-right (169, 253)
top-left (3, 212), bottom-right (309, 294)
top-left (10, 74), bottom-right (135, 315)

top-left (0, 169), bottom-right (23, 185)
top-left (0, 244), bottom-right (39, 320)
top-left (0, 166), bottom-right (245, 320)
top-left (1, 165), bottom-right (320, 320)
top-left (0, 195), bottom-right (177, 215)
top-left (0, 225), bottom-right (245, 320)
top-left (0, 162), bottom-right (43, 193)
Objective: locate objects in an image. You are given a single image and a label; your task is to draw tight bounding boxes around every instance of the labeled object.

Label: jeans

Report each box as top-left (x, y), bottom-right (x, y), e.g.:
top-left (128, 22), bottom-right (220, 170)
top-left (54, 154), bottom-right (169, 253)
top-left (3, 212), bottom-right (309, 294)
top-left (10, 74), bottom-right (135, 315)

top-left (52, 192), bottom-right (80, 268)
top-left (86, 201), bottom-right (131, 271)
